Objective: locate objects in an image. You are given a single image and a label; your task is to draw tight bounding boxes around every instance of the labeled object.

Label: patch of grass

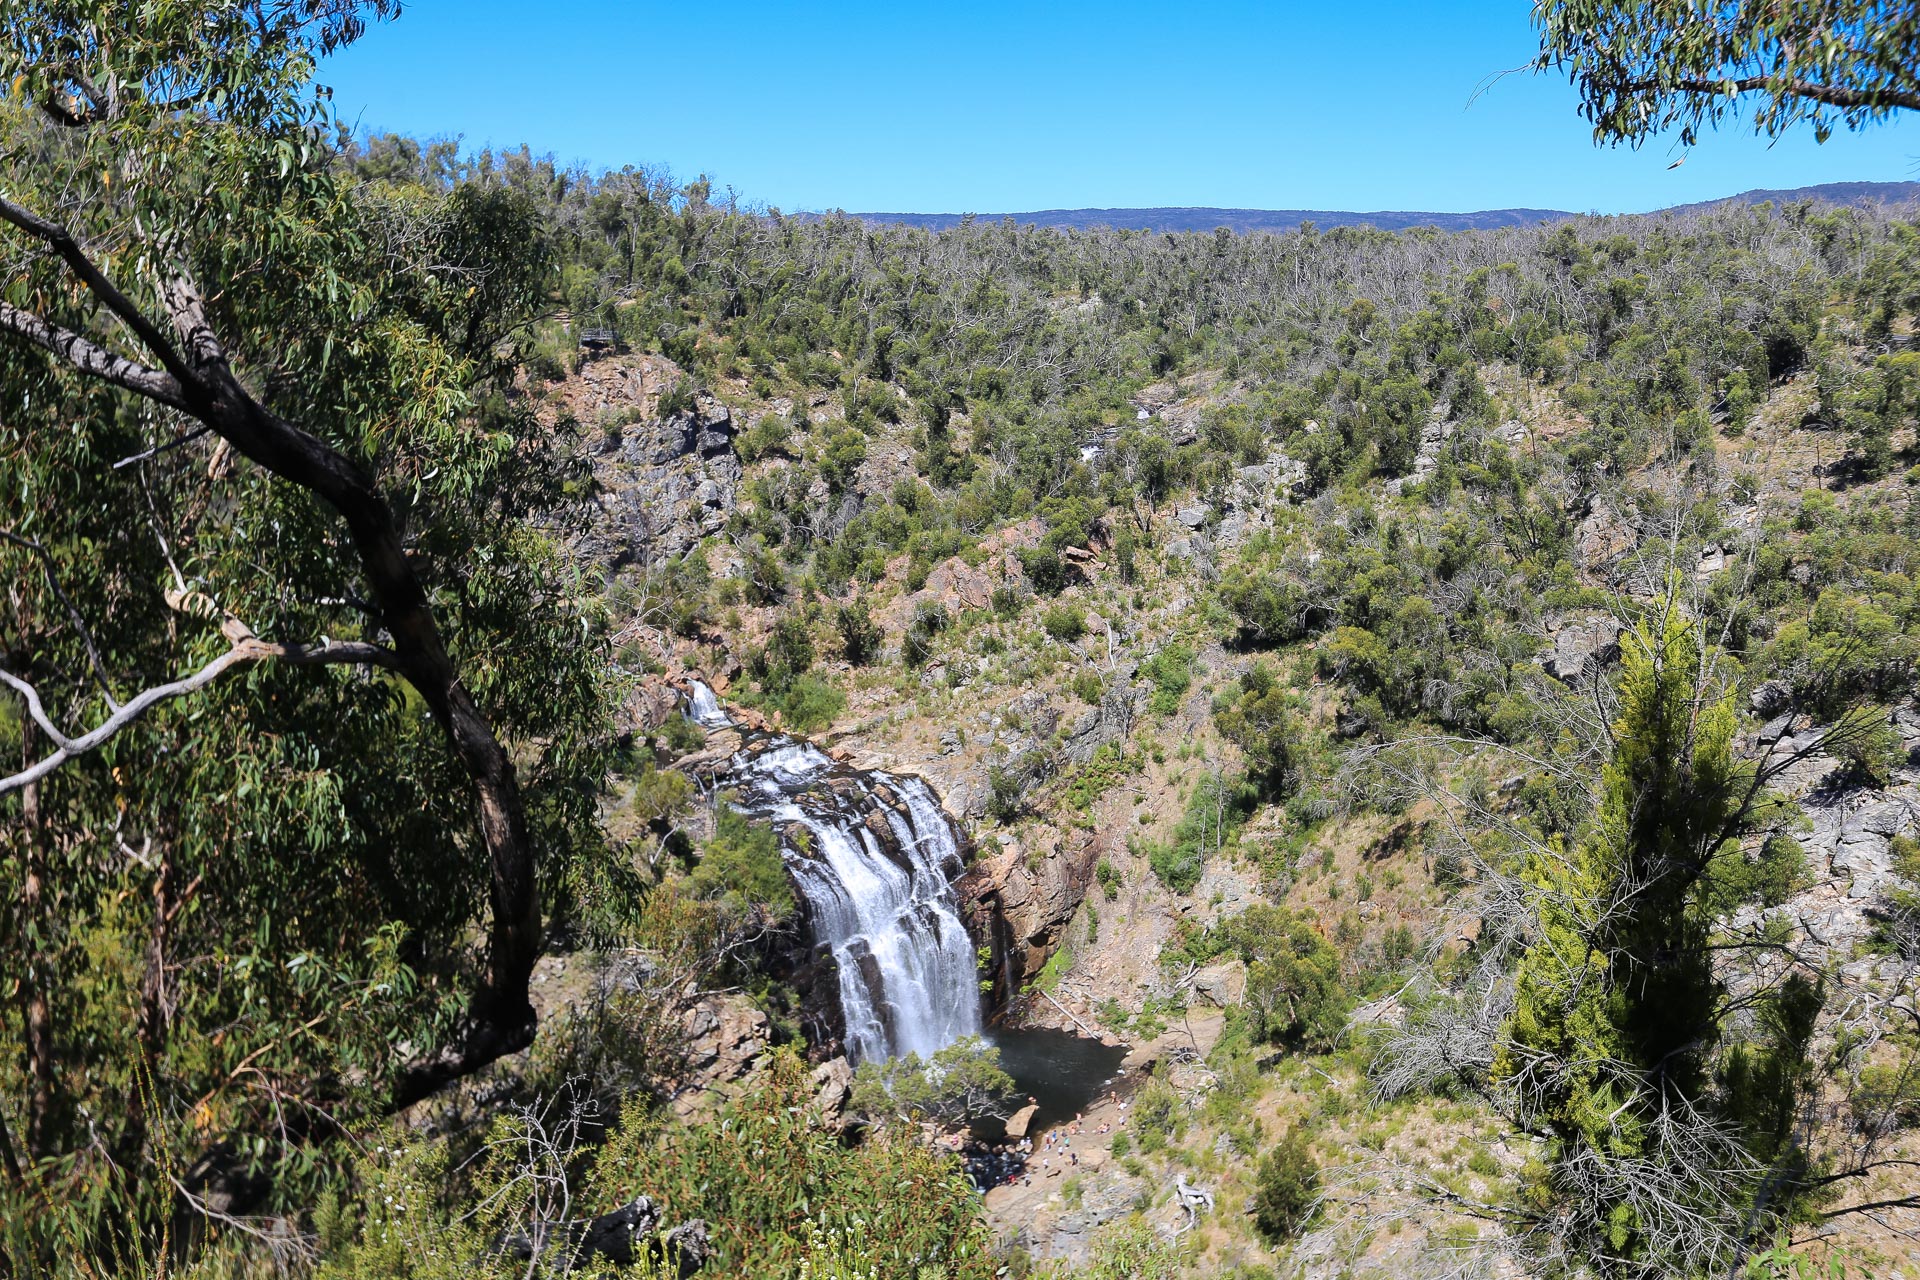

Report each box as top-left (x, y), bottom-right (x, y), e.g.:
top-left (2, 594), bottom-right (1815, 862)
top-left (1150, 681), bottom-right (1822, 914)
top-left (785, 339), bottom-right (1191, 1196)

top-left (1028, 945), bottom-right (1073, 995)
top-left (1066, 743), bottom-right (1143, 814)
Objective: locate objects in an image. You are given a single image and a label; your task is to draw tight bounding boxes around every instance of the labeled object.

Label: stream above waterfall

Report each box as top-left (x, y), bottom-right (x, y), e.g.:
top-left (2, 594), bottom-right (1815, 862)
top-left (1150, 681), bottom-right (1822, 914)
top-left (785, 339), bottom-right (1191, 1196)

top-left (688, 682), bottom-right (983, 1064)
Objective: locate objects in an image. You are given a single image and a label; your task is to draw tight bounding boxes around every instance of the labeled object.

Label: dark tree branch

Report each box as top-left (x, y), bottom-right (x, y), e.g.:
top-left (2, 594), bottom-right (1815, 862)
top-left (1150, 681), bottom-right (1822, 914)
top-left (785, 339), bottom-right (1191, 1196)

top-left (0, 197), bottom-right (546, 1095)
top-left (0, 194), bottom-right (199, 387)
top-left (39, 94), bottom-right (94, 127)
top-left (0, 302), bottom-right (189, 408)
top-left (113, 424), bottom-right (214, 469)
top-left (1610, 73), bottom-right (1920, 115)
top-left (1803, 1158), bottom-right (1920, 1194)
top-left (1820, 1192), bottom-right (1920, 1220)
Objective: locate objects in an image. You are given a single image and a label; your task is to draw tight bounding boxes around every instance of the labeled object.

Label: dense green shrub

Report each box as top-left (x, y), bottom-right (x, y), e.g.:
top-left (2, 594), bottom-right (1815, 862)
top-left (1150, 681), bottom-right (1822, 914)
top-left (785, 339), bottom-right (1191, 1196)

top-left (760, 612), bottom-right (816, 692)
top-left (904, 602), bottom-right (950, 667)
top-left (590, 1051), bottom-right (997, 1278)
top-left (836, 599), bottom-right (883, 664)
top-left (1251, 1128), bottom-right (1321, 1244)
top-left (1214, 664), bottom-right (1302, 798)
top-left (987, 764), bottom-right (1027, 822)
top-left (849, 1037), bottom-right (1016, 1126)
top-left (1043, 604), bottom-right (1088, 642)
top-left (1226, 906), bottom-right (1348, 1049)
top-left (689, 807), bottom-right (795, 921)
top-left (775, 674), bottom-right (846, 732)
top-left (1141, 644), bottom-right (1195, 716)
top-left (1702, 833), bottom-right (1810, 913)
top-left (1021, 547), bottom-right (1070, 595)
top-left (1129, 1076), bottom-right (1185, 1153)
top-left (1147, 838), bottom-right (1205, 895)
top-left (1144, 771), bottom-right (1256, 894)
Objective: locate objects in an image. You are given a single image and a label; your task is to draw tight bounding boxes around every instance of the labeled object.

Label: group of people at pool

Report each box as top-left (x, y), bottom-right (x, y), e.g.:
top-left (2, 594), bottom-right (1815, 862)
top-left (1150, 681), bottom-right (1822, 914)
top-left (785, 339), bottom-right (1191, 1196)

top-left (962, 1095), bottom-right (1129, 1194)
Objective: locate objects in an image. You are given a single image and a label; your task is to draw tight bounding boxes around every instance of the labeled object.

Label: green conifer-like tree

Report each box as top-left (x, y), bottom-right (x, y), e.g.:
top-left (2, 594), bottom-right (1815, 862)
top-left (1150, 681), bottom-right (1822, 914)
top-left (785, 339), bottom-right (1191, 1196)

top-left (1499, 601), bottom-right (1752, 1263)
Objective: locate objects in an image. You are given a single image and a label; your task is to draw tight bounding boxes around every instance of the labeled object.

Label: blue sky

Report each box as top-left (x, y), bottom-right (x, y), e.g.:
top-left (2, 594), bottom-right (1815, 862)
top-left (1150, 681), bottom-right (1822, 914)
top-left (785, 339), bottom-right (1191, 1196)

top-left (322, 0), bottom-right (1919, 215)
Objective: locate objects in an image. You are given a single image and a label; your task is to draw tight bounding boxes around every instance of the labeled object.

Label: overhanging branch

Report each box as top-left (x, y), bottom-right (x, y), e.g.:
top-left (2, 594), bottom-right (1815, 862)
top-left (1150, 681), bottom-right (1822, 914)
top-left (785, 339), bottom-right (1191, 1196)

top-left (1612, 73), bottom-right (1920, 115)
top-left (0, 302), bottom-right (188, 409)
top-left (0, 193), bottom-right (200, 388)
top-left (2, 652), bottom-right (249, 792)
top-left (0, 602), bottom-right (398, 795)
top-left (0, 186), bottom-right (544, 1101)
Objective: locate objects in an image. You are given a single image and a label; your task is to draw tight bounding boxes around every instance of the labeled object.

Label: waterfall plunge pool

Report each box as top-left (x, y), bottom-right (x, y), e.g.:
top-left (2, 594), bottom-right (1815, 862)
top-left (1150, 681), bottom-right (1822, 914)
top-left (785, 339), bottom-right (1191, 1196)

top-left (972, 1026), bottom-right (1129, 1143)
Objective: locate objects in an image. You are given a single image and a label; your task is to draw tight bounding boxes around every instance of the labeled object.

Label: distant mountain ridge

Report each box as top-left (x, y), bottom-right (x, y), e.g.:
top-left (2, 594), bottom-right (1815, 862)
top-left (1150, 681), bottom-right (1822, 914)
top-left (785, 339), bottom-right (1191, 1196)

top-left (843, 181), bottom-right (1920, 235)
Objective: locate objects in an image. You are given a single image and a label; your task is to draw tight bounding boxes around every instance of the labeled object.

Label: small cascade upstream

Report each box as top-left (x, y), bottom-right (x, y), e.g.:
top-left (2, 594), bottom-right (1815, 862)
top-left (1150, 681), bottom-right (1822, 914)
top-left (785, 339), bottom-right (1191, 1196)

top-left (687, 682), bottom-right (982, 1063)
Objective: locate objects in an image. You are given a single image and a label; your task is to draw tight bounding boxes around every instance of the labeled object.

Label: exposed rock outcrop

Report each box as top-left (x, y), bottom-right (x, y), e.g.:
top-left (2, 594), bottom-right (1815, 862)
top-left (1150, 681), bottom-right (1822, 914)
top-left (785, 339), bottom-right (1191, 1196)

top-left (958, 828), bottom-right (1107, 1003)
top-left (571, 356), bottom-right (740, 567)
top-left (1190, 959), bottom-right (1248, 1008)
top-left (1543, 614), bottom-right (1623, 684)
top-left (672, 997), bottom-right (773, 1119)
top-left (1061, 679), bottom-right (1144, 767)
top-left (1723, 708), bottom-right (1920, 983)
top-left (811, 1056), bottom-right (855, 1126)
top-left (1576, 502), bottom-right (1633, 572)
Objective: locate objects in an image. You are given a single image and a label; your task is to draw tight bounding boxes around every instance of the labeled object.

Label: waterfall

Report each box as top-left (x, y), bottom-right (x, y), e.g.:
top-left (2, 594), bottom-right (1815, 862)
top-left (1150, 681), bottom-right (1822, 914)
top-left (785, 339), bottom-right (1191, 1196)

top-left (687, 680), bottom-right (729, 728)
top-left (687, 683), bottom-right (982, 1063)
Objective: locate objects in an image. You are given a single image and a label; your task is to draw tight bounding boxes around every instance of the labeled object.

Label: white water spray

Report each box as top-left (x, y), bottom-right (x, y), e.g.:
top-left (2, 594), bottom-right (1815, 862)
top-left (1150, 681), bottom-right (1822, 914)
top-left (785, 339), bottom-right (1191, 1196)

top-left (687, 682), bottom-right (981, 1063)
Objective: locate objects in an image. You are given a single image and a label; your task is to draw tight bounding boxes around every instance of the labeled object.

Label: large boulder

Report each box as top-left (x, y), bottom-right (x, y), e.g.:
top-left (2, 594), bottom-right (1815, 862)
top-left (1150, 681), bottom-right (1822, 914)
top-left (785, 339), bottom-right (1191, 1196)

top-left (1576, 504), bottom-right (1633, 570)
top-left (811, 1056), bottom-right (855, 1124)
top-left (1062, 682), bottom-right (1144, 766)
top-left (1543, 615), bottom-right (1622, 684)
top-left (921, 557), bottom-right (997, 612)
top-left (677, 997), bottom-right (771, 1110)
top-left (1750, 679), bottom-right (1793, 717)
top-left (1190, 959), bottom-right (1247, 1008)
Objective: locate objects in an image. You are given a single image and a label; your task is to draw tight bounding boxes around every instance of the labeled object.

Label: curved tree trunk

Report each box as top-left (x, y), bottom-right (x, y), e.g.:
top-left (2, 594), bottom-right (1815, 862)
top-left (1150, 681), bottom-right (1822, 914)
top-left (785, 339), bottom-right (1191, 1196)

top-left (158, 281), bottom-right (545, 1105)
top-left (0, 202), bottom-right (544, 1104)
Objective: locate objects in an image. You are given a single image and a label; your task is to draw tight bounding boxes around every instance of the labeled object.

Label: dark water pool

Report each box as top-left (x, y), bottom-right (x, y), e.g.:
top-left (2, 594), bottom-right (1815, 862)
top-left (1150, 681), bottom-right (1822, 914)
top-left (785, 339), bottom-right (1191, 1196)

top-left (974, 1026), bottom-right (1129, 1142)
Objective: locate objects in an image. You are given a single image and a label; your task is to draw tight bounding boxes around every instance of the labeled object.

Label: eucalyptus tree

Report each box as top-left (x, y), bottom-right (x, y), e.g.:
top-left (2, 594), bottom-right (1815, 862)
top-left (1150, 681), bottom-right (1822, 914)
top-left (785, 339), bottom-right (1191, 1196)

top-left (1537, 0), bottom-right (1920, 146)
top-left (0, 0), bottom-right (615, 1249)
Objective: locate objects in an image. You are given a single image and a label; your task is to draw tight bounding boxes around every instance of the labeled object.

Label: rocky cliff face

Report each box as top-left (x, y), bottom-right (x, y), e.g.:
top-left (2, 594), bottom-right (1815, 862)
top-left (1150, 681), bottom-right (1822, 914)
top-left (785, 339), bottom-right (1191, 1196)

top-left (957, 825), bottom-right (1109, 1004)
top-left (566, 354), bottom-right (740, 568)
top-left (1731, 704), bottom-right (1920, 952)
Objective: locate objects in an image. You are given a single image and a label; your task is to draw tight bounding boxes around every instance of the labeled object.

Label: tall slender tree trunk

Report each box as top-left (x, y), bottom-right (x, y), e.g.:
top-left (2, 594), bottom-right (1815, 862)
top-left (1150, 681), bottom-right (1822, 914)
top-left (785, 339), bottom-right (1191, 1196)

top-left (121, 836), bottom-right (184, 1170)
top-left (17, 733), bottom-right (57, 1160)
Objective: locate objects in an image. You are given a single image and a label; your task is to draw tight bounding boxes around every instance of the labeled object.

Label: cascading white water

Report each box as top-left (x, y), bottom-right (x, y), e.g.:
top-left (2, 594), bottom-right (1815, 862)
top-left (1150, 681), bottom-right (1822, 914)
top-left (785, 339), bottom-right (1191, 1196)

top-left (687, 681), bottom-right (729, 729)
top-left (688, 682), bottom-right (982, 1063)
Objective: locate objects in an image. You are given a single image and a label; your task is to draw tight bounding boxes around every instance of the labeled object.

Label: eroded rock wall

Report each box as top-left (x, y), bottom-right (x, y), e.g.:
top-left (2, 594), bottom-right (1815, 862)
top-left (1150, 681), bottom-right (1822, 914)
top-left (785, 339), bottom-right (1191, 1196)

top-left (957, 826), bottom-right (1109, 1005)
top-left (568, 354), bottom-right (740, 567)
